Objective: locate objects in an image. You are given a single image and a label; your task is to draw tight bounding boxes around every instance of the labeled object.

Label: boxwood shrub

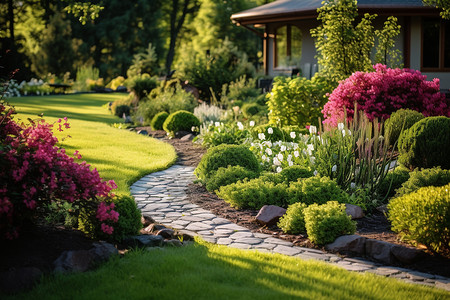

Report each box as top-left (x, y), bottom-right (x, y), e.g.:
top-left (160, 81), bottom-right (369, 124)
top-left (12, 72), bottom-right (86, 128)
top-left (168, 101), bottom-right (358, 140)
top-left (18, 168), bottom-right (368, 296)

top-left (304, 201), bottom-right (356, 245)
top-left (384, 109), bottom-right (424, 146)
top-left (279, 165), bottom-right (314, 183)
top-left (287, 176), bottom-right (349, 205)
top-left (195, 144), bottom-right (260, 182)
top-left (277, 202), bottom-right (308, 234)
top-left (206, 165), bottom-right (259, 192)
top-left (163, 110), bottom-right (201, 137)
top-left (398, 116), bottom-right (450, 170)
top-left (388, 184), bottom-right (450, 254)
top-left (151, 111), bottom-right (169, 130)
top-left (395, 166), bottom-right (450, 197)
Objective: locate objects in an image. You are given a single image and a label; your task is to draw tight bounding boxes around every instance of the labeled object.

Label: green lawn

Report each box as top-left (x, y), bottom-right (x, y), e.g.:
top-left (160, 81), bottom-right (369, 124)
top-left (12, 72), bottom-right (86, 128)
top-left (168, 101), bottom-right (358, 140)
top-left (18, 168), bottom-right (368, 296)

top-left (8, 93), bottom-right (176, 195)
top-left (4, 239), bottom-right (449, 300)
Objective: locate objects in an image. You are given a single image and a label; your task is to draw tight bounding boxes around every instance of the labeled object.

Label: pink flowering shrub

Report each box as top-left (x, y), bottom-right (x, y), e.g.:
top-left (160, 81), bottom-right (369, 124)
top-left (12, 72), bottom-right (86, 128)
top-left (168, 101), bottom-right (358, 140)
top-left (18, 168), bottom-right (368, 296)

top-left (322, 64), bottom-right (450, 126)
top-left (0, 101), bottom-right (118, 239)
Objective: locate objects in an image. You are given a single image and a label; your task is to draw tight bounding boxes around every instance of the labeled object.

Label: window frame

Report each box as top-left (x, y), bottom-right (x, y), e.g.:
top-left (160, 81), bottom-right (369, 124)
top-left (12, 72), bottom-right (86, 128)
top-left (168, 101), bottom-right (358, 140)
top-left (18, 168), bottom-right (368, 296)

top-left (273, 23), bottom-right (301, 70)
top-left (421, 17), bottom-right (450, 72)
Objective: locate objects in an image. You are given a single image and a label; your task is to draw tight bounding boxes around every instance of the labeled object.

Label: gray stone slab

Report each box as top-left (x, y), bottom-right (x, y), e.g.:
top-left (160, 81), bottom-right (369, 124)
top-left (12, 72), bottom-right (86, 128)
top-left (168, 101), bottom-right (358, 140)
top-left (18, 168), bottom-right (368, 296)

top-left (201, 236), bottom-right (217, 244)
top-left (369, 267), bottom-right (401, 277)
top-left (253, 233), bottom-right (273, 239)
top-left (254, 243), bottom-right (277, 250)
top-left (229, 243), bottom-right (252, 250)
top-left (197, 230), bottom-right (214, 236)
top-left (337, 264), bottom-right (373, 272)
top-left (172, 220), bottom-right (190, 226)
top-left (217, 238), bottom-right (233, 245)
top-left (211, 218), bottom-right (232, 225)
top-left (273, 245), bottom-right (302, 256)
top-left (295, 252), bottom-right (330, 261)
top-left (185, 222), bottom-right (214, 231)
top-left (238, 238), bottom-right (263, 245)
top-left (229, 232), bottom-right (254, 240)
top-left (215, 223), bottom-right (247, 231)
top-left (166, 212), bottom-right (183, 218)
top-left (264, 238), bottom-right (293, 247)
top-left (180, 216), bottom-right (207, 222)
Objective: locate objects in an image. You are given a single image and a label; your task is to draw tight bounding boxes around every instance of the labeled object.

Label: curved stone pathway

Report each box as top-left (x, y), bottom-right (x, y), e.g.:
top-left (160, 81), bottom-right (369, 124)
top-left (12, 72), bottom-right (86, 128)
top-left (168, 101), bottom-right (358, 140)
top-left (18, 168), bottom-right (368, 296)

top-left (131, 164), bottom-right (450, 292)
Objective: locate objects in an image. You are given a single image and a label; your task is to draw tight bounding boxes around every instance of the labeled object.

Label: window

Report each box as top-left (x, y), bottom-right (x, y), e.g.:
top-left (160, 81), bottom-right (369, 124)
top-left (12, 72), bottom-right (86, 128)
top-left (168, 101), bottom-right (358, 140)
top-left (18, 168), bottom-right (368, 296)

top-left (275, 24), bottom-right (302, 68)
top-left (422, 17), bottom-right (450, 70)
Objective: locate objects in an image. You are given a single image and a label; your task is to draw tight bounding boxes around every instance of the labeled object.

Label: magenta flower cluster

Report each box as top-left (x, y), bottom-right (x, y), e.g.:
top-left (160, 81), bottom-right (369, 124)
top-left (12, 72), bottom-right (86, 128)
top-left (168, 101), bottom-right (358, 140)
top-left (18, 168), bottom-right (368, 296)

top-left (0, 103), bottom-right (118, 239)
top-left (322, 64), bottom-right (450, 126)
top-left (96, 202), bottom-right (119, 235)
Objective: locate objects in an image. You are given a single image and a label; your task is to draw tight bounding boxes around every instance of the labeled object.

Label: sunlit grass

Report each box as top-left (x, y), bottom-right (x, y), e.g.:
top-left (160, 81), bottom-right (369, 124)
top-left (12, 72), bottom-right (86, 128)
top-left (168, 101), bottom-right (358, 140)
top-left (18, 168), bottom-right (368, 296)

top-left (4, 239), bottom-right (448, 300)
top-left (8, 93), bottom-right (176, 194)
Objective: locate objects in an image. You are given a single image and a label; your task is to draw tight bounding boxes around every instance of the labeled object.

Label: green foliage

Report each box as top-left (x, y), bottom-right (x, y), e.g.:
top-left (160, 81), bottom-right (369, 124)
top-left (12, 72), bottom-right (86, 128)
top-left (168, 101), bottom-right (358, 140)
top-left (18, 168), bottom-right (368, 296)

top-left (43, 201), bottom-right (78, 228)
top-left (217, 178), bottom-right (288, 209)
top-left (151, 111), bottom-right (169, 130)
top-left (277, 202), bottom-right (308, 234)
top-left (388, 184), bottom-right (450, 254)
top-left (304, 201), bottom-right (356, 245)
top-left (195, 144), bottom-right (260, 182)
top-left (74, 66), bottom-right (100, 92)
top-left (374, 16), bottom-right (403, 68)
top-left (195, 122), bottom-right (251, 148)
top-left (163, 110), bottom-right (201, 137)
top-left (194, 103), bottom-right (224, 123)
top-left (395, 167), bottom-right (450, 197)
top-left (111, 95), bottom-right (133, 117)
top-left (64, 2), bottom-right (104, 25)
top-left (282, 125), bottom-right (309, 142)
top-left (279, 165), bottom-right (313, 183)
top-left (110, 195), bottom-right (142, 242)
top-left (115, 105), bottom-right (131, 118)
top-left (385, 109), bottom-right (424, 147)
top-left (423, 0), bottom-right (450, 19)
top-left (288, 176), bottom-right (349, 206)
top-left (376, 166), bottom-right (410, 199)
top-left (128, 76), bottom-right (158, 101)
top-left (398, 116), bottom-right (450, 170)
top-left (252, 124), bottom-right (284, 142)
top-left (106, 76), bottom-right (126, 90)
top-left (242, 103), bottom-right (261, 118)
top-left (127, 43), bottom-right (160, 78)
top-left (220, 76), bottom-right (261, 109)
top-left (206, 165), bottom-right (259, 192)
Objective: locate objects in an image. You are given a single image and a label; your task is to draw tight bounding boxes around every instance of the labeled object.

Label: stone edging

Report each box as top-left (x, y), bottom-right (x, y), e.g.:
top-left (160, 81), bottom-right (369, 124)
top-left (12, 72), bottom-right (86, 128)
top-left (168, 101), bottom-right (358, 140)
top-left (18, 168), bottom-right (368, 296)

top-left (130, 164), bottom-right (450, 292)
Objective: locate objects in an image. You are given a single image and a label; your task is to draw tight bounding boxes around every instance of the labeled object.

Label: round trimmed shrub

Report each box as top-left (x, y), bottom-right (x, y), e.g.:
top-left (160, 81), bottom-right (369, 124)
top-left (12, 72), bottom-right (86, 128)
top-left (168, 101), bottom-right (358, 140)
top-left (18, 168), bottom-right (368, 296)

top-left (388, 184), bottom-right (450, 254)
top-left (151, 111), bottom-right (169, 130)
top-left (279, 165), bottom-right (313, 183)
top-left (398, 116), bottom-right (450, 170)
top-left (206, 165), bottom-right (259, 192)
top-left (288, 176), bottom-right (349, 205)
top-left (395, 166), bottom-right (450, 197)
top-left (195, 144), bottom-right (260, 181)
top-left (110, 195), bottom-right (142, 242)
top-left (252, 124), bottom-right (284, 142)
top-left (277, 202), bottom-right (308, 234)
top-left (304, 201), bottom-right (356, 245)
top-left (242, 103), bottom-right (261, 118)
top-left (385, 109), bottom-right (424, 146)
top-left (163, 110), bottom-right (201, 137)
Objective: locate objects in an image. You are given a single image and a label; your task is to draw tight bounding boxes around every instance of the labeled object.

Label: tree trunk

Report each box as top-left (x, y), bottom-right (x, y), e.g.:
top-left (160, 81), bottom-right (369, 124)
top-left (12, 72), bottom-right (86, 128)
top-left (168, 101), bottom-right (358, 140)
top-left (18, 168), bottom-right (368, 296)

top-left (8, 0), bottom-right (14, 42)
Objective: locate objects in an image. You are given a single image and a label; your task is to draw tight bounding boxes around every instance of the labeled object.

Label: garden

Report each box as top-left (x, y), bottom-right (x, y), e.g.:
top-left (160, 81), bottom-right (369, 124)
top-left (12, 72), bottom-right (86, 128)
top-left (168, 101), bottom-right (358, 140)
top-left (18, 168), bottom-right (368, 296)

top-left (1, 0), bottom-right (450, 298)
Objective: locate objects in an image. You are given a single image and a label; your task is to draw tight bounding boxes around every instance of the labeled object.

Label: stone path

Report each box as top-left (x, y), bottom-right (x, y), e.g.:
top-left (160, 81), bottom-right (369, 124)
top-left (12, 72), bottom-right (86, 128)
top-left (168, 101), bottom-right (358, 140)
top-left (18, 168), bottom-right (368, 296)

top-left (131, 164), bottom-right (450, 292)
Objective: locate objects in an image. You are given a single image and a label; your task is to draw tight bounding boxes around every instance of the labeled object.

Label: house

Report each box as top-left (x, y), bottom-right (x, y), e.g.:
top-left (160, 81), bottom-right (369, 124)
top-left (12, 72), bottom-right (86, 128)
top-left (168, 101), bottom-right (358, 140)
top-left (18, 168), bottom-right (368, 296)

top-left (231, 0), bottom-right (450, 90)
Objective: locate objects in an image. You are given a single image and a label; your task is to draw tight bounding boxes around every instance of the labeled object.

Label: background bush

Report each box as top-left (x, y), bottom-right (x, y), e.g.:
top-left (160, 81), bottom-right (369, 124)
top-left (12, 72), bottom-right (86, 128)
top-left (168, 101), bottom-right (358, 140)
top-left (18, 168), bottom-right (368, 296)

top-left (151, 111), bottom-right (169, 130)
top-left (128, 76), bottom-right (158, 101)
top-left (288, 176), bottom-right (349, 205)
top-left (163, 110), bottom-right (200, 137)
top-left (242, 103), bottom-right (262, 118)
top-left (206, 165), bottom-right (259, 192)
top-left (194, 103), bottom-right (224, 124)
top-left (395, 167), bottom-right (450, 197)
top-left (376, 165), bottom-right (410, 199)
top-left (304, 201), bottom-right (356, 245)
top-left (384, 109), bottom-right (424, 147)
top-left (195, 144), bottom-right (260, 182)
top-left (277, 202), bottom-right (308, 234)
top-left (252, 124), bottom-right (284, 142)
top-left (388, 184), bottom-right (450, 254)
top-left (111, 96), bottom-right (133, 117)
top-left (115, 105), bottom-right (131, 118)
top-left (279, 166), bottom-right (314, 183)
top-left (109, 195), bottom-right (142, 242)
top-left (398, 116), bottom-right (450, 170)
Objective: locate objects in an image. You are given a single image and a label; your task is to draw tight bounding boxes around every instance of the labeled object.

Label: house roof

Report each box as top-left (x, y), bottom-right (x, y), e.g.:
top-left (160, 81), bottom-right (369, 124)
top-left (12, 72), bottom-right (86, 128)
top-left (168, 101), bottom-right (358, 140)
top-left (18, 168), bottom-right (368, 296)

top-left (231, 0), bottom-right (437, 25)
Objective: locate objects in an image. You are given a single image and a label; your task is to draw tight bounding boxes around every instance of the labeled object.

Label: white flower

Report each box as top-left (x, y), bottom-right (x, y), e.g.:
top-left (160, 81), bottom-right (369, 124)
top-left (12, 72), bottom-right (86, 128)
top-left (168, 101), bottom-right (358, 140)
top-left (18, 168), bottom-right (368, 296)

top-left (310, 156), bottom-right (316, 164)
top-left (266, 141), bottom-right (272, 148)
top-left (266, 148), bottom-right (272, 155)
top-left (287, 154), bottom-right (292, 162)
top-left (277, 153), bottom-right (284, 161)
top-left (249, 121), bottom-right (255, 127)
top-left (280, 145), bottom-right (286, 152)
top-left (307, 144), bottom-right (314, 155)
top-left (309, 125), bottom-right (317, 135)
top-left (288, 161), bottom-right (293, 166)
top-left (332, 165), bottom-right (337, 172)
top-left (290, 132), bottom-right (296, 139)
top-left (313, 170), bottom-right (318, 176)
top-left (338, 123), bottom-right (344, 131)
top-left (273, 157), bottom-right (281, 166)
top-left (267, 127), bottom-right (273, 134)
top-left (215, 122), bottom-right (220, 127)
top-left (294, 151), bottom-right (300, 158)
top-left (237, 122), bottom-right (244, 130)
top-left (293, 144), bottom-right (299, 150)
top-left (258, 133), bottom-right (266, 140)
top-left (276, 166), bottom-right (282, 173)
top-left (262, 155), bottom-right (266, 161)
top-left (350, 182), bottom-right (356, 189)
top-left (191, 126), bottom-right (196, 132)
top-left (342, 129), bottom-right (346, 137)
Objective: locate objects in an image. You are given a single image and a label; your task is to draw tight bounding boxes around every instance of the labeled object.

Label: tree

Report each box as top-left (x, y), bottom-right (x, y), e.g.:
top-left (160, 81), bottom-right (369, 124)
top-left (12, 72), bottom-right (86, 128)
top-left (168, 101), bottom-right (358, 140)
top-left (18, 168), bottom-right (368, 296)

top-left (374, 16), bottom-right (403, 68)
top-left (423, 0), bottom-right (450, 19)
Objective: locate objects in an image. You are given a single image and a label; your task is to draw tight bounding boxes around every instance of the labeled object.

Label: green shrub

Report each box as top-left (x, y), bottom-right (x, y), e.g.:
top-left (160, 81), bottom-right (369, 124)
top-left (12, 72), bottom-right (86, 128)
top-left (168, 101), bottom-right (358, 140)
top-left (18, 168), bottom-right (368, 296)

top-left (258, 172), bottom-right (286, 184)
top-left (194, 103), bottom-right (224, 123)
top-left (242, 103), bottom-right (261, 118)
top-left (217, 178), bottom-right (288, 209)
top-left (398, 116), bottom-right (450, 170)
top-left (252, 124), bottom-right (284, 142)
top-left (395, 166), bottom-right (450, 197)
top-left (282, 125), bottom-right (309, 142)
top-left (280, 166), bottom-right (313, 183)
top-left (195, 144), bottom-right (260, 181)
top-left (376, 165), bottom-right (410, 199)
top-left (388, 184), bottom-right (450, 254)
top-left (163, 110), bottom-right (201, 137)
top-left (206, 165), bottom-right (259, 192)
top-left (288, 176), bottom-right (349, 205)
top-left (304, 201), bottom-right (356, 245)
top-left (115, 105), bottom-right (131, 118)
top-left (151, 111), bottom-right (169, 130)
top-left (277, 202), bottom-right (308, 234)
top-left (128, 76), bottom-right (158, 101)
top-left (195, 122), bottom-right (251, 148)
top-left (111, 96), bottom-right (133, 116)
top-left (385, 109), bottom-right (424, 146)
top-left (106, 76), bottom-right (126, 90)
top-left (110, 195), bottom-right (142, 242)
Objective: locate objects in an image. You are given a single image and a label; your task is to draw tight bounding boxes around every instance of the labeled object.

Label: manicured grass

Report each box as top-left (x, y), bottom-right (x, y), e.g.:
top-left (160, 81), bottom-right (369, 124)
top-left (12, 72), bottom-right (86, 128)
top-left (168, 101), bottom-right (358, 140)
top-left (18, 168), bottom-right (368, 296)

top-left (4, 239), bottom-right (448, 300)
top-left (8, 93), bottom-right (176, 194)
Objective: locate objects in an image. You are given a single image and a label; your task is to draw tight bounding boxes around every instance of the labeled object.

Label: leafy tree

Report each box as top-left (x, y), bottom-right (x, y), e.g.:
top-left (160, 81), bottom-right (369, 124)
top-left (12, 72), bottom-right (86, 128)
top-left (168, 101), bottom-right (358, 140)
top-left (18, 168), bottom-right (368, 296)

top-left (374, 16), bottom-right (403, 68)
top-left (423, 0), bottom-right (450, 19)
top-left (127, 43), bottom-right (160, 78)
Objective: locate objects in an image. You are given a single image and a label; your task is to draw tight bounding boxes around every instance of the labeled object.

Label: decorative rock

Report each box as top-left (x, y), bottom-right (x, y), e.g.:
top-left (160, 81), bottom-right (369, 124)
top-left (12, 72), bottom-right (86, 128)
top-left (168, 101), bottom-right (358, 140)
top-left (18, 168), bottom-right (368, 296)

top-left (137, 130), bottom-right (148, 135)
top-left (180, 133), bottom-right (194, 141)
top-left (141, 223), bottom-right (166, 234)
top-left (164, 239), bottom-right (183, 247)
top-left (141, 215), bottom-right (155, 226)
top-left (156, 228), bottom-right (175, 239)
top-left (123, 235), bottom-right (164, 248)
top-left (116, 85), bottom-right (127, 92)
top-left (255, 205), bottom-right (287, 226)
top-left (376, 204), bottom-right (388, 214)
top-left (365, 239), bottom-right (395, 264)
top-left (53, 249), bottom-right (93, 273)
top-left (325, 235), bottom-right (366, 255)
top-left (0, 267), bottom-right (43, 293)
top-left (175, 131), bottom-right (191, 139)
top-left (91, 242), bottom-right (118, 262)
top-left (391, 245), bottom-right (423, 264)
top-left (345, 204), bottom-right (364, 219)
